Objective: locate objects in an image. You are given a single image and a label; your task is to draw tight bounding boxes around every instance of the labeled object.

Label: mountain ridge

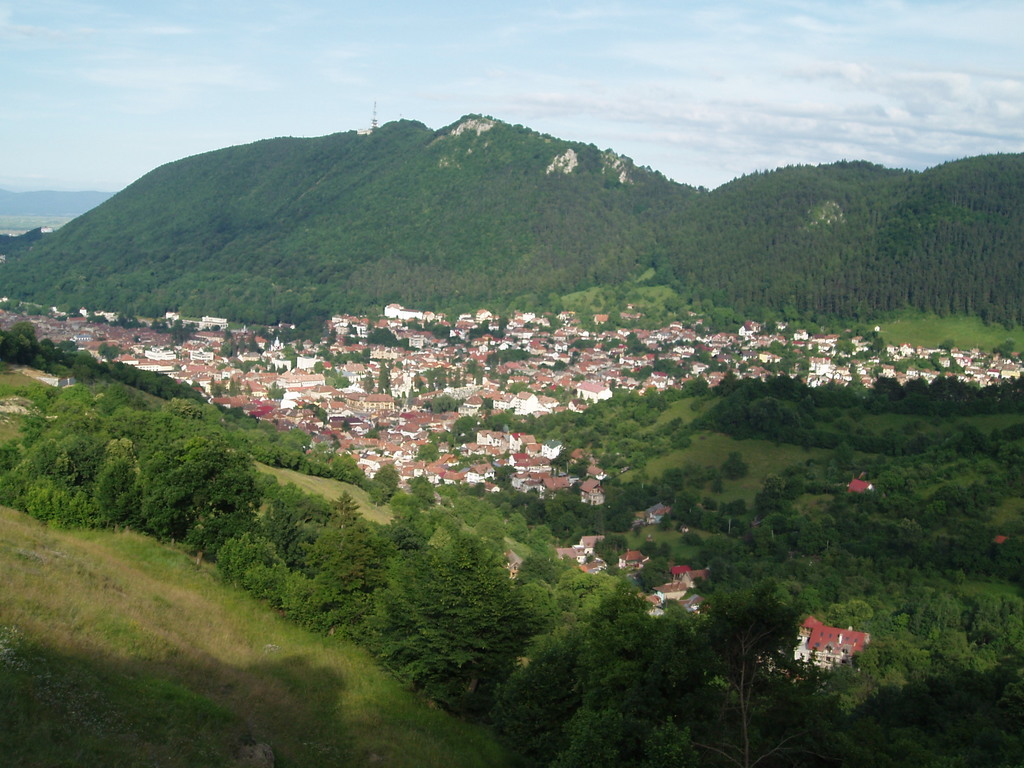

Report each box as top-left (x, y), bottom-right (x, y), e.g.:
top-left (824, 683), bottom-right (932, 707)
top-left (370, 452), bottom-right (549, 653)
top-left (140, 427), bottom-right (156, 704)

top-left (2, 115), bottom-right (1022, 328)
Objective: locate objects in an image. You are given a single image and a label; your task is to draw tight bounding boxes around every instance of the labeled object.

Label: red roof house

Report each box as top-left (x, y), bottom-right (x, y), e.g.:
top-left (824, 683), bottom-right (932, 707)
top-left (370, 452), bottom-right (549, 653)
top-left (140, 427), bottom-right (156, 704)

top-left (847, 477), bottom-right (874, 493)
top-left (795, 615), bottom-right (870, 668)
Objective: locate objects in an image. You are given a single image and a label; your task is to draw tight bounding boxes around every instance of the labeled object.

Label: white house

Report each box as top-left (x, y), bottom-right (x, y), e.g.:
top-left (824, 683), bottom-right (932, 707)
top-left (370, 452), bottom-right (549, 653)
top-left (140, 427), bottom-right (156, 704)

top-left (383, 303), bottom-right (425, 322)
top-left (575, 381), bottom-right (613, 403)
top-left (541, 440), bottom-right (563, 460)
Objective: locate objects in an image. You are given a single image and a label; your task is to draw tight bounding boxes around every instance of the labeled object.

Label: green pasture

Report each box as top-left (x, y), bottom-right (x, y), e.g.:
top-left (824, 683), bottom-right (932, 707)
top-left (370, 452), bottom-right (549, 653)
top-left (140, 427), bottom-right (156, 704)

top-left (0, 417), bottom-right (20, 442)
top-left (959, 414), bottom-right (1024, 433)
top-left (625, 524), bottom-right (706, 565)
top-left (957, 577), bottom-right (1023, 600)
top-left (255, 462), bottom-right (392, 524)
top-left (0, 374), bottom-right (38, 441)
top-left (0, 368), bottom-right (43, 388)
top-left (875, 312), bottom-right (1024, 352)
top-left (991, 497), bottom-right (1024, 530)
top-left (631, 432), bottom-right (831, 505)
top-left (851, 412), bottom-right (939, 436)
top-left (647, 396), bottom-right (709, 430)
top-left (561, 282), bottom-right (685, 321)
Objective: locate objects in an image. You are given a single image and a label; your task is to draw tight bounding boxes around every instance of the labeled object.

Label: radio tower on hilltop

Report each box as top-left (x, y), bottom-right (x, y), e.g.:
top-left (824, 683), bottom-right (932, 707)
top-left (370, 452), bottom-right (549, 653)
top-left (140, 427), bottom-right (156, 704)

top-left (358, 102), bottom-right (379, 135)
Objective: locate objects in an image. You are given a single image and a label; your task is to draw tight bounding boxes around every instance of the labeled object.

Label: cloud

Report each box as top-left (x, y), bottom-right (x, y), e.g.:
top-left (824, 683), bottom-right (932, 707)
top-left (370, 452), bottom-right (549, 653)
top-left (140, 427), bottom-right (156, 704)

top-left (791, 61), bottom-right (1024, 140)
top-left (790, 61), bottom-right (875, 86)
top-left (6, 0), bottom-right (1023, 191)
top-left (77, 55), bottom-right (265, 114)
top-left (0, 6), bottom-right (70, 41)
top-left (464, 46), bottom-right (1023, 188)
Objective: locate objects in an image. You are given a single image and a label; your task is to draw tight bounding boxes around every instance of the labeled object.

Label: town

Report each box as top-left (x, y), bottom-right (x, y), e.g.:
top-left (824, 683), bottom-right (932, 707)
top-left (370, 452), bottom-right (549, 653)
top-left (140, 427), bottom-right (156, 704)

top-left (2, 300), bottom-right (1020, 506)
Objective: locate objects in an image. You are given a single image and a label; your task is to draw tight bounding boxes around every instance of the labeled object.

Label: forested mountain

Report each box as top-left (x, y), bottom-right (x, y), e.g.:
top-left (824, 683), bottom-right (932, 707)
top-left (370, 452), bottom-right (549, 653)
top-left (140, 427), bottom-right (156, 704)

top-left (0, 117), bottom-right (690, 325)
top-left (661, 155), bottom-right (1024, 325)
top-left (2, 115), bottom-right (1022, 327)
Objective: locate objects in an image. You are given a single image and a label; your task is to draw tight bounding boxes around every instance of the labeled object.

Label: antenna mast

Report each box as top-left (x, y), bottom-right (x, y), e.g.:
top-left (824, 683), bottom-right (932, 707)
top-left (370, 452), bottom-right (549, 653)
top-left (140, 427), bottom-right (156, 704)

top-left (371, 102), bottom-right (378, 131)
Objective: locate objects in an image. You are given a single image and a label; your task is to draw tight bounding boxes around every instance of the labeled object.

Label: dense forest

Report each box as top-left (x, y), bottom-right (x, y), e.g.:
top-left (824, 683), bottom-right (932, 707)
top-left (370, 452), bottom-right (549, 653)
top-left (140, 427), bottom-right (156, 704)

top-left (660, 155), bottom-right (1024, 325)
top-left (0, 118), bottom-right (690, 327)
top-left (2, 116), bottom-right (1023, 329)
top-left (3, 322), bottom-right (1024, 767)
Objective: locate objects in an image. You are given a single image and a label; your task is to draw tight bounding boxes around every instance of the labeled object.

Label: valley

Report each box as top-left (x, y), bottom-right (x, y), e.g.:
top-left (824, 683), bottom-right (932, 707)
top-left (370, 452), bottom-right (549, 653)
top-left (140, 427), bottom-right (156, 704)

top-left (2, 117), bottom-right (1024, 768)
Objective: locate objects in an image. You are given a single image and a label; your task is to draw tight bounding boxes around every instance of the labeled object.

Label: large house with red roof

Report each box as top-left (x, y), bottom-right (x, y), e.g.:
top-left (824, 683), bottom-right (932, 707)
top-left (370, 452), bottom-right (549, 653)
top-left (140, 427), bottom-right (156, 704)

top-left (795, 616), bottom-right (871, 668)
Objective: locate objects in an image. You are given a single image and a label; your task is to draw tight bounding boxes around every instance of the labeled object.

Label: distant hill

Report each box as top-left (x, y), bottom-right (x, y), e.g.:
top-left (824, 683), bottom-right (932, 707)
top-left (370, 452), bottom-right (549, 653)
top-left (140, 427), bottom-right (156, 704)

top-left (0, 188), bottom-right (112, 216)
top-left (2, 114), bottom-right (1023, 327)
top-left (658, 155), bottom-right (1024, 326)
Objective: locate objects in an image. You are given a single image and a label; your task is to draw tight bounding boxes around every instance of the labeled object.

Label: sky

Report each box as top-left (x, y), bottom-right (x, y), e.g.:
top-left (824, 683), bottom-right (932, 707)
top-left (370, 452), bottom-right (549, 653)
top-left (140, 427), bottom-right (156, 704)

top-left (2, 0), bottom-right (1023, 192)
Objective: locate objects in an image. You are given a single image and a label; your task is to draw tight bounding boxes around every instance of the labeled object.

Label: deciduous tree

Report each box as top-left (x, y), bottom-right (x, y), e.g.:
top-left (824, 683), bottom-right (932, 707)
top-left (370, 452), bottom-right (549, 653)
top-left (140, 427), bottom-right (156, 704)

top-left (370, 529), bottom-right (531, 713)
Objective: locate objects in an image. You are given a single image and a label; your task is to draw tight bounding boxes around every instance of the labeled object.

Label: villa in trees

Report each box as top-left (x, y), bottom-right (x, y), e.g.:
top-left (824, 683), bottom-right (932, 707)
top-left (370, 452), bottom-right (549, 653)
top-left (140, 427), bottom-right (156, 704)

top-left (794, 615), bottom-right (871, 668)
top-left (556, 535), bottom-right (607, 572)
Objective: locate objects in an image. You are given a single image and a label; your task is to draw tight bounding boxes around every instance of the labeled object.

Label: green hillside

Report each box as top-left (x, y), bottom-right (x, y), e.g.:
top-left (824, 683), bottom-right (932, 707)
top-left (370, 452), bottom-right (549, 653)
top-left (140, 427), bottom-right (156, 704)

top-left (0, 116), bottom-right (689, 326)
top-left (4, 321), bottom-right (1024, 766)
top-left (255, 461), bottom-right (392, 525)
top-left (663, 155), bottom-right (1024, 325)
top-left (0, 505), bottom-right (511, 768)
top-left (2, 115), bottom-right (1023, 329)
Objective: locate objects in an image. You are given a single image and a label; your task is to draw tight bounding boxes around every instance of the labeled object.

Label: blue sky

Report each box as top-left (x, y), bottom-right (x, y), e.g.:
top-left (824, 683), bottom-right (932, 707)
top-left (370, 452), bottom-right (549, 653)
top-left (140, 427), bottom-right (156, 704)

top-left (2, 1), bottom-right (1022, 192)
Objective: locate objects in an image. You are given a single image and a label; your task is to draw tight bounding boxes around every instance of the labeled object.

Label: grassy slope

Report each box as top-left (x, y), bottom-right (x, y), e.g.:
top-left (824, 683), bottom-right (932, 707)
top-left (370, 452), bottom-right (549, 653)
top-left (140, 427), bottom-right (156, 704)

top-left (0, 369), bottom-right (43, 388)
top-left (561, 283), bottom-right (685, 323)
top-left (255, 462), bottom-right (392, 524)
top-left (650, 396), bottom-right (708, 429)
top-left (0, 414), bottom-right (22, 443)
top-left (875, 312), bottom-right (1024, 351)
top-left (624, 525), bottom-right (706, 565)
top-left (0, 506), bottom-right (511, 768)
top-left (631, 432), bottom-right (831, 506)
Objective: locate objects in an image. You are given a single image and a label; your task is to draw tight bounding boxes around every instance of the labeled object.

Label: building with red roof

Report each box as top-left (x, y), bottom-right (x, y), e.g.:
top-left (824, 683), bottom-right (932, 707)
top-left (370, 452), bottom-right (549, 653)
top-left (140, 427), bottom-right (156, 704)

top-left (795, 616), bottom-right (870, 668)
top-left (847, 477), bottom-right (874, 493)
